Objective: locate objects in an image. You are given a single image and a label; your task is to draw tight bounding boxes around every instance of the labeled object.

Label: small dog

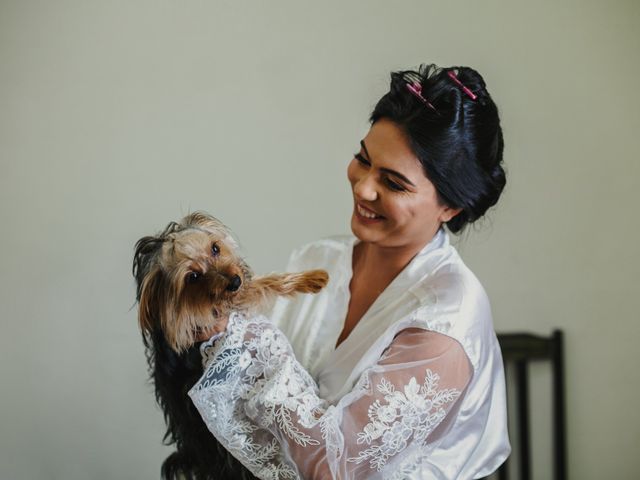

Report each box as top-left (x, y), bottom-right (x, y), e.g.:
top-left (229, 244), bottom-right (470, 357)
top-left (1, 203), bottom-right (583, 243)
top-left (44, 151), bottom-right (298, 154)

top-left (133, 212), bottom-right (328, 479)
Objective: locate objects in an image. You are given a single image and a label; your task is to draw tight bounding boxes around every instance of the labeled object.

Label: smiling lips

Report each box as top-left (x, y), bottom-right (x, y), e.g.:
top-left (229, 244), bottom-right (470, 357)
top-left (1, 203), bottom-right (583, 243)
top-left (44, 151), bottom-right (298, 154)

top-left (356, 203), bottom-right (384, 220)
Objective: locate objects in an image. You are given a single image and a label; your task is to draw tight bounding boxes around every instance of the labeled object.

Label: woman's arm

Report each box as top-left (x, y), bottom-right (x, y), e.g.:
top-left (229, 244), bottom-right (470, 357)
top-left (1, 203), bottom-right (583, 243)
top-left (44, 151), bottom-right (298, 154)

top-left (189, 313), bottom-right (472, 479)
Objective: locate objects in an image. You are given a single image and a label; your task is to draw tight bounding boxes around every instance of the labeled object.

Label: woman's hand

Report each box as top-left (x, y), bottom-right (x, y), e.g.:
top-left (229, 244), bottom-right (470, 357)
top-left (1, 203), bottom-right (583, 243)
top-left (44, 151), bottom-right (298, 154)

top-left (195, 314), bottom-right (229, 342)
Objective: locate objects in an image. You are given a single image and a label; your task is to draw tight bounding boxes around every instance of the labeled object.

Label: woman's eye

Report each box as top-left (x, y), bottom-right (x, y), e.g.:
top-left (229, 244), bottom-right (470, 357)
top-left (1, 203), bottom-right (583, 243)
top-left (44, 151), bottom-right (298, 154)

top-left (354, 153), bottom-right (370, 166)
top-left (186, 271), bottom-right (201, 284)
top-left (211, 243), bottom-right (220, 256)
top-left (385, 178), bottom-right (405, 192)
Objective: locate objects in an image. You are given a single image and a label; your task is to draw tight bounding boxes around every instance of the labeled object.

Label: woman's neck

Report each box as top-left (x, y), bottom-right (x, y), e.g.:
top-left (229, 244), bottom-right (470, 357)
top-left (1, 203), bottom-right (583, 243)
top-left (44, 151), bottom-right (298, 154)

top-left (337, 232), bottom-right (439, 349)
top-left (359, 244), bottom-right (410, 277)
top-left (354, 233), bottom-right (437, 283)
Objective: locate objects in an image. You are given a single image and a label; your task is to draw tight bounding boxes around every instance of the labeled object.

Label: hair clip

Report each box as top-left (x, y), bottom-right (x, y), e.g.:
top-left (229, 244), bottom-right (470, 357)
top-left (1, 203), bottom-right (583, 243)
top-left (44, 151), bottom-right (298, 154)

top-left (447, 71), bottom-right (477, 101)
top-left (406, 82), bottom-right (437, 111)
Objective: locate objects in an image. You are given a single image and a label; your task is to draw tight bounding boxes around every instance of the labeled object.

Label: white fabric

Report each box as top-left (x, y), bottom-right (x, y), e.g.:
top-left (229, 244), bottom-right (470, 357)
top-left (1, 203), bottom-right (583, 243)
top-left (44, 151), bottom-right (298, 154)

top-left (189, 229), bottom-right (510, 479)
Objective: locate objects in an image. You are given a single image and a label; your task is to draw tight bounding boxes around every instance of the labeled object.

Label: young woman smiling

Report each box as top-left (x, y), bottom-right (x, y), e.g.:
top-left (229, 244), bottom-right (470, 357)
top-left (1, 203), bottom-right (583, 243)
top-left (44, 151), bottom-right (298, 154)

top-left (190, 64), bottom-right (510, 479)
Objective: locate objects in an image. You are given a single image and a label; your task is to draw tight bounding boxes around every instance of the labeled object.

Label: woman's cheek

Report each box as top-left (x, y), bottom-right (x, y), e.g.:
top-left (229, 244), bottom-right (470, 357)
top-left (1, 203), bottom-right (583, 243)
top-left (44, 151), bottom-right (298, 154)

top-left (385, 198), bottom-right (415, 227)
top-left (347, 160), bottom-right (358, 186)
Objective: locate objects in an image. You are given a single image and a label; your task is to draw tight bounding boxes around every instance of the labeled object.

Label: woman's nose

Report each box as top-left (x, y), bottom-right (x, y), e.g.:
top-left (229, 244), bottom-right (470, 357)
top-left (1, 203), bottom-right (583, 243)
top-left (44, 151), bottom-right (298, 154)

top-left (354, 173), bottom-right (378, 201)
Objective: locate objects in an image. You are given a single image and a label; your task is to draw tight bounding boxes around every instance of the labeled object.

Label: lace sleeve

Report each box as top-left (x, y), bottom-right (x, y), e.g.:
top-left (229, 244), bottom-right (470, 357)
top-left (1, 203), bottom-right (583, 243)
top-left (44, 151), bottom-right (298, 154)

top-left (189, 313), bottom-right (472, 480)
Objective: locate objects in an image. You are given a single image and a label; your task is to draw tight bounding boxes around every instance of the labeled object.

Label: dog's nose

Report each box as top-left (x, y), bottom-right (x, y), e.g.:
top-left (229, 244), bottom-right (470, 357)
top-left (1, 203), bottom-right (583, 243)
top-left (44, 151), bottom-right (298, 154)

top-left (226, 275), bottom-right (242, 292)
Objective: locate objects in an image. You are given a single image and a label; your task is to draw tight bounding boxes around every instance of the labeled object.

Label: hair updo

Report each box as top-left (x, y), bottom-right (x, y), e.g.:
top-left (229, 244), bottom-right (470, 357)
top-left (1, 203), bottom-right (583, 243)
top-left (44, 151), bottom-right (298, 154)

top-left (370, 64), bottom-right (506, 233)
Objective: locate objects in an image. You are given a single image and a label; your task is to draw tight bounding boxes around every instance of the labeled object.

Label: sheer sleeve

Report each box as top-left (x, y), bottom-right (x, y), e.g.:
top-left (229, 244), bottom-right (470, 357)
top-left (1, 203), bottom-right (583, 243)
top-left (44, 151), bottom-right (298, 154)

top-left (189, 313), bottom-right (472, 480)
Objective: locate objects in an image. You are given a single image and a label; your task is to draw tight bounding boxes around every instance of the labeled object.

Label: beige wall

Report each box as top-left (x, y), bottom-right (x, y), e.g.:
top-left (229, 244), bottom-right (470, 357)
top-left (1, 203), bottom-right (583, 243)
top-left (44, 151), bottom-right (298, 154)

top-left (1, 1), bottom-right (638, 478)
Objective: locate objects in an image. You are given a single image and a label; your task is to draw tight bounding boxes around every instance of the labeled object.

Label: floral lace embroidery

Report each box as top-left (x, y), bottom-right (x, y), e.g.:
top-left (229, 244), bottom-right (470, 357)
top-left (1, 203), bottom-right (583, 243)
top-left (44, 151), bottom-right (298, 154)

top-left (242, 326), bottom-right (327, 446)
top-left (346, 370), bottom-right (461, 471)
top-left (190, 313), bottom-right (463, 479)
top-left (192, 315), bottom-right (301, 479)
top-left (192, 314), bottom-right (329, 479)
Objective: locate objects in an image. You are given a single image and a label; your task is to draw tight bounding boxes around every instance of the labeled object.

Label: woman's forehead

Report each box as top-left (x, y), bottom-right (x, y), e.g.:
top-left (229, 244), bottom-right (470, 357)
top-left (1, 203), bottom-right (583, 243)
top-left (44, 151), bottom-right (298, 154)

top-left (363, 120), bottom-right (426, 179)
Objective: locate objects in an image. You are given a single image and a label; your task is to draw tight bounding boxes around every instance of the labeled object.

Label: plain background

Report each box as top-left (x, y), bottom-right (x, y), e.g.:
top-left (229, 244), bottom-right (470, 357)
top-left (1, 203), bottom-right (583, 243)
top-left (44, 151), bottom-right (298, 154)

top-left (1, 1), bottom-right (639, 479)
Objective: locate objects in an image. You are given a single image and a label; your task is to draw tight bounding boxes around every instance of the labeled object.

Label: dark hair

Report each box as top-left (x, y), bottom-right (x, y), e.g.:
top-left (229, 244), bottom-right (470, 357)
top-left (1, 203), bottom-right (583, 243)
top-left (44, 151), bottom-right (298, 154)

top-left (370, 63), bottom-right (506, 233)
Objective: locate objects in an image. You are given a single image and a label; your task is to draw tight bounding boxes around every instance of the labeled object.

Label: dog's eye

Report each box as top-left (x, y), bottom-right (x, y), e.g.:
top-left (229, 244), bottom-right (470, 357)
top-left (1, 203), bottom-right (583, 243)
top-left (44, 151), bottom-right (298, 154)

top-left (185, 271), bottom-right (201, 284)
top-left (211, 243), bottom-right (220, 257)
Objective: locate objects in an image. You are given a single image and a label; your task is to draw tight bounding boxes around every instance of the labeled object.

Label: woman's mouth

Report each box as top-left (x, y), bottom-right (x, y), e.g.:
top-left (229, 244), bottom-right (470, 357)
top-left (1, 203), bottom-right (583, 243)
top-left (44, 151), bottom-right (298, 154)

top-left (355, 203), bottom-right (384, 221)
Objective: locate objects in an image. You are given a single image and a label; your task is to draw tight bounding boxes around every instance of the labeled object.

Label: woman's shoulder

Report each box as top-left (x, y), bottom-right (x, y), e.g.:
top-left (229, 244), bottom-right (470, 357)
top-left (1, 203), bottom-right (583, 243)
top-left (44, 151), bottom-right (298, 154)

top-left (430, 255), bottom-right (489, 311)
top-left (407, 246), bottom-right (497, 368)
top-left (407, 239), bottom-right (486, 310)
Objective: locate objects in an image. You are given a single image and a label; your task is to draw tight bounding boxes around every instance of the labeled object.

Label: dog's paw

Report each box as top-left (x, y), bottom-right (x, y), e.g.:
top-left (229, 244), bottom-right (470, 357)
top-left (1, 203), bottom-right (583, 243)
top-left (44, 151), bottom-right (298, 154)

top-left (299, 269), bottom-right (329, 293)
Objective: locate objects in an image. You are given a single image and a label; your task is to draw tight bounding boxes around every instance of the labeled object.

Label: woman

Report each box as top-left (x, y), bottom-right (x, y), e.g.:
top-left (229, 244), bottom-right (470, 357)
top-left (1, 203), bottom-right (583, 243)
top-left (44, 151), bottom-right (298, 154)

top-left (189, 64), bottom-right (510, 479)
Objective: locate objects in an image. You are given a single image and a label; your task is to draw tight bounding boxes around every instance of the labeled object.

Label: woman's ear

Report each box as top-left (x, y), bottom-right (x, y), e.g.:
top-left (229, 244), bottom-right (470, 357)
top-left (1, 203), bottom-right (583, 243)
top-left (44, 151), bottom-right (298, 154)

top-left (439, 206), bottom-right (463, 223)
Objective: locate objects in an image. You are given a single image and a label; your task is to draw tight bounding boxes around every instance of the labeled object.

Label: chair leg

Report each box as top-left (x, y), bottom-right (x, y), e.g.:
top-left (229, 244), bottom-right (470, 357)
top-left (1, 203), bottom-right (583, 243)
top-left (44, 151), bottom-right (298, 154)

top-left (497, 362), bottom-right (510, 480)
top-left (516, 360), bottom-right (531, 480)
top-left (552, 330), bottom-right (567, 480)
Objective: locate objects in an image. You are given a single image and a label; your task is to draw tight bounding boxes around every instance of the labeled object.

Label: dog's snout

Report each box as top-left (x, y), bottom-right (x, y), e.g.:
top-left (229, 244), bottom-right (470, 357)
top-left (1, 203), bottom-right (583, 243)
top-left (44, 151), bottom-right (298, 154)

top-left (226, 275), bottom-right (242, 292)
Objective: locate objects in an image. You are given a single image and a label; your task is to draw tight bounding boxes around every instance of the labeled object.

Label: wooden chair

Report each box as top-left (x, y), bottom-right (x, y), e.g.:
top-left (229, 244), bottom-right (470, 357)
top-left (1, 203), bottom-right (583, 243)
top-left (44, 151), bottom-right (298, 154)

top-left (483, 330), bottom-right (567, 480)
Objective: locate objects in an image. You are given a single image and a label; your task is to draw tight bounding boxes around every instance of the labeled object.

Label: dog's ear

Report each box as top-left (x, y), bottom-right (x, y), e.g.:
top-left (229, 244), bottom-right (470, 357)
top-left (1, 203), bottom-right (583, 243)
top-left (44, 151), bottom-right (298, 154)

top-left (133, 235), bottom-right (165, 301)
top-left (133, 232), bottom-right (168, 333)
top-left (138, 266), bottom-right (164, 333)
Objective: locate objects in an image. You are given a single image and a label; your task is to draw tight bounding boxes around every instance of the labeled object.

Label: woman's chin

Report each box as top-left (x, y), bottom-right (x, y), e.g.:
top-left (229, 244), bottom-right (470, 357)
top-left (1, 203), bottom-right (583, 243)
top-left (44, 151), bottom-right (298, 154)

top-left (351, 214), bottom-right (384, 242)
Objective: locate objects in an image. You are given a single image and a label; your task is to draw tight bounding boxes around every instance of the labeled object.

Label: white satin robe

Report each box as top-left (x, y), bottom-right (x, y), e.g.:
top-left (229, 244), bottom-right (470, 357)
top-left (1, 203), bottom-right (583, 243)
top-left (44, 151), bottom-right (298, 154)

top-left (189, 229), bottom-right (510, 479)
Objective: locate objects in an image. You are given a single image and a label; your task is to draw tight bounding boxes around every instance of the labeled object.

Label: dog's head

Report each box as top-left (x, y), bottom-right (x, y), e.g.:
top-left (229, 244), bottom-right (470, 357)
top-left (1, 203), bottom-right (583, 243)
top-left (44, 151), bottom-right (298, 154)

top-left (133, 212), bottom-right (251, 352)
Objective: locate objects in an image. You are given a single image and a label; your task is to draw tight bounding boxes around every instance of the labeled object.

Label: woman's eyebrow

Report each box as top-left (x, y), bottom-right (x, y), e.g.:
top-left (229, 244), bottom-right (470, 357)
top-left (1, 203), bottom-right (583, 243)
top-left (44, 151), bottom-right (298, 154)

top-left (360, 140), bottom-right (372, 160)
top-left (360, 139), bottom-right (416, 187)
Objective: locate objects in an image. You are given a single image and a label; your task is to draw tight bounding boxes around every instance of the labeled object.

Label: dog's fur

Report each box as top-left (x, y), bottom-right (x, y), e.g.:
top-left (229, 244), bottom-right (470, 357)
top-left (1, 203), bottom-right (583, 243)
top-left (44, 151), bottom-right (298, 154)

top-left (133, 212), bottom-right (328, 479)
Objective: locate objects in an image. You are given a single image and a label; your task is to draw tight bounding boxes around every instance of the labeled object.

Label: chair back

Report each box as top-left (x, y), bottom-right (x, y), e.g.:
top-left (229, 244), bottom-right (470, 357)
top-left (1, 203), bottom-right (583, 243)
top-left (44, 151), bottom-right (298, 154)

top-left (483, 330), bottom-right (567, 480)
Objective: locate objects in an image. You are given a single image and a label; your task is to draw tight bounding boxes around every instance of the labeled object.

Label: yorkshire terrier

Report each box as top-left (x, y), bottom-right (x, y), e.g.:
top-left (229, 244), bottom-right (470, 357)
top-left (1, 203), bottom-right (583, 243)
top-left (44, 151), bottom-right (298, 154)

top-left (133, 212), bottom-right (328, 480)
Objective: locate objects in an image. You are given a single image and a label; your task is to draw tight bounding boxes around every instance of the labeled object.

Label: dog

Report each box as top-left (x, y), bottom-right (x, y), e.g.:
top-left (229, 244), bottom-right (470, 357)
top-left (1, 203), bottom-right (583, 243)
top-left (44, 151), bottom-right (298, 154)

top-left (133, 212), bottom-right (329, 479)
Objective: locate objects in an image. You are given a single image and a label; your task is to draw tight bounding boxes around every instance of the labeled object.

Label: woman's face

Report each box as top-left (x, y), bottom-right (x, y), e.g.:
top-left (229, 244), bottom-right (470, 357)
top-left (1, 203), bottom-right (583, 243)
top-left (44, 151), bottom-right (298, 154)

top-left (347, 118), bottom-right (460, 250)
